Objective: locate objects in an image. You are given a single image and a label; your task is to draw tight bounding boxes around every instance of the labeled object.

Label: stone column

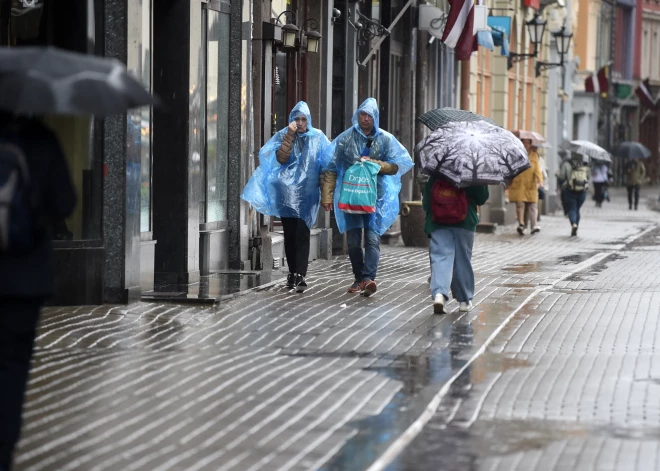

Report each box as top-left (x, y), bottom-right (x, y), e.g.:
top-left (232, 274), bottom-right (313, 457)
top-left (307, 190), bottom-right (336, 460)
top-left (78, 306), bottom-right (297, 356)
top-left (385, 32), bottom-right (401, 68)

top-left (152, 0), bottom-right (202, 286)
top-left (102, 0), bottom-right (141, 303)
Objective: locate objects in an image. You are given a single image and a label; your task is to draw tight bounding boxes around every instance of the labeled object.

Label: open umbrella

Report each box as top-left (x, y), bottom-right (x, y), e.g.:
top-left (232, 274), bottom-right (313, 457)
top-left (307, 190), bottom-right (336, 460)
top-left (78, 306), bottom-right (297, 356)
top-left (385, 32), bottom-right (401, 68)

top-left (415, 121), bottom-right (530, 187)
top-left (615, 141), bottom-right (651, 159)
top-left (512, 129), bottom-right (545, 144)
top-left (417, 107), bottom-right (496, 131)
top-left (562, 140), bottom-right (612, 162)
top-left (0, 46), bottom-right (156, 116)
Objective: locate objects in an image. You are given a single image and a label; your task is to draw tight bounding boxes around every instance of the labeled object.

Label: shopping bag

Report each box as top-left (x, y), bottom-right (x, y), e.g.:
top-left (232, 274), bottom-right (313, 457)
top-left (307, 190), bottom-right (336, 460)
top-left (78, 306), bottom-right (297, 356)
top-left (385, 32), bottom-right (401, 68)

top-left (337, 160), bottom-right (380, 214)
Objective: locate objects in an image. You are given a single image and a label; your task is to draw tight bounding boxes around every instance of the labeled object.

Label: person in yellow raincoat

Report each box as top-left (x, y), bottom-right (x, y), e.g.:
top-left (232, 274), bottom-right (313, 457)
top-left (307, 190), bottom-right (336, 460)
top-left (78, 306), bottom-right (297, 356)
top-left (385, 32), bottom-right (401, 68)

top-left (508, 138), bottom-right (543, 235)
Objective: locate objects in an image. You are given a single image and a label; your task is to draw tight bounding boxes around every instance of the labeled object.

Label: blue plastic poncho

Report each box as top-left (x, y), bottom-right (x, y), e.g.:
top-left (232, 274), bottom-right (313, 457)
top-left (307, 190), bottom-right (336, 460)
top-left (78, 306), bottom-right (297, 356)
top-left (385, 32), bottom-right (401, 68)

top-left (241, 101), bottom-right (331, 228)
top-left (324, 98), bottom-right (413, 236)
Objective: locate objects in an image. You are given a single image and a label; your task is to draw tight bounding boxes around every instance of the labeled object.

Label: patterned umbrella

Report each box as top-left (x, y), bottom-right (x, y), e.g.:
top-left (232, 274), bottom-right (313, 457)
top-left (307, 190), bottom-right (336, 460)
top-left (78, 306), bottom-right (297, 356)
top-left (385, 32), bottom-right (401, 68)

top-left (415, 121), bottom-right (531, 187)
top-left (615, 141), bottom-right (651, 159)
top-left (0, 46), bottom-right (156, 116)
top-left (562, 140), bottom-right (612, 162)
top-left (417, 107), bottom-right (496, 131)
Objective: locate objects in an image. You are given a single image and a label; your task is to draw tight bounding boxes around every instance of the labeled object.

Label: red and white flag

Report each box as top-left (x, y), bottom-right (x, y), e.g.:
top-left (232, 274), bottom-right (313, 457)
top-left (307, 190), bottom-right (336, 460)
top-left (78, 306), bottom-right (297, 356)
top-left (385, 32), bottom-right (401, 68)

top-left (442, 0), bottom-right (476, 61)
top-left (584, 65), bottom-right (609, 94)
top-left (636, 78), bottom-right (657, 109)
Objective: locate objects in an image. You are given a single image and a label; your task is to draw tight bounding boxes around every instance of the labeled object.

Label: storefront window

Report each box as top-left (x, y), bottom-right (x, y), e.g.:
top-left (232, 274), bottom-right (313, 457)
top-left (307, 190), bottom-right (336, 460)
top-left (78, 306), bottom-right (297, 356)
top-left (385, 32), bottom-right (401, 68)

top-left (204, 7), bottom-right (230, 222)
top-left (127, 0), bottom-right (153, 233)
top-left (1, 0), bottom-right (104, 240)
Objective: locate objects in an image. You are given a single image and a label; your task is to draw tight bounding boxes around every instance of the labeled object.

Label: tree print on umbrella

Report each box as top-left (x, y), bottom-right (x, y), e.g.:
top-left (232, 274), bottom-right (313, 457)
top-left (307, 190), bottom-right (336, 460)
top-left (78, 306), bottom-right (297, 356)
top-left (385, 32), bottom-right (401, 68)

top-left (415, 121), bottom-right (530, 187)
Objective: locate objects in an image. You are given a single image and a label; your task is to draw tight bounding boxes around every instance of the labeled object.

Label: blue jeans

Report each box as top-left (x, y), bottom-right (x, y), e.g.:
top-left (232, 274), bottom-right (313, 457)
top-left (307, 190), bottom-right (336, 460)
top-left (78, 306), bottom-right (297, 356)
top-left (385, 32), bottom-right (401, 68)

top-left (564, 190), bottom-right (586, 226)
top-left (347, 227), bottom-right (380, 281)
top-left (429, 227), bottom-right (475, 302)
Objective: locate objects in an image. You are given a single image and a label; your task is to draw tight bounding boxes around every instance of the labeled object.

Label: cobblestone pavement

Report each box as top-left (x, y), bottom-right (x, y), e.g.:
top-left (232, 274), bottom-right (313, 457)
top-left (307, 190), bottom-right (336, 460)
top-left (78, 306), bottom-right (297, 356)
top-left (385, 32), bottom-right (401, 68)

top-left (389, 190), bottom-right (660, 471)
top-left (13, 189), bottom-right (660, 471)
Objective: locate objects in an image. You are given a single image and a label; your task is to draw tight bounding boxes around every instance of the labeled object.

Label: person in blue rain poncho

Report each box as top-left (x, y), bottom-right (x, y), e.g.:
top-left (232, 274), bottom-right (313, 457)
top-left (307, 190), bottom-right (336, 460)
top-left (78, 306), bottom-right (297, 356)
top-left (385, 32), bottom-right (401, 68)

top-left (321, 98), bottom-right (413, 297)
top-left (242, 102), bottom-right (330, 292)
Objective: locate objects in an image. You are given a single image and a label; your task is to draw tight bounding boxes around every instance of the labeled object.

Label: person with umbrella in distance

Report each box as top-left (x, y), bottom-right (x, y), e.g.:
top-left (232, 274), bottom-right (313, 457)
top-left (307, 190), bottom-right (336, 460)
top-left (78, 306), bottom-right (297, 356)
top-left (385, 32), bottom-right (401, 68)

top-left (241, 101), bottom-right (330, 292)
top-left (321, 98), bottom-right (413, 297)
top-left (558, 152), bottom-right (591, 236)
top-left (625, 158), bottom-right (646, 211)
top-left (508, 138), bottom-right (543, 235)
top-left (415, 119), bottom-right (529, 314)
top-left (0, 47), bottom-right (156, 471)
top-left (591, 160), bottom-right (611, 208)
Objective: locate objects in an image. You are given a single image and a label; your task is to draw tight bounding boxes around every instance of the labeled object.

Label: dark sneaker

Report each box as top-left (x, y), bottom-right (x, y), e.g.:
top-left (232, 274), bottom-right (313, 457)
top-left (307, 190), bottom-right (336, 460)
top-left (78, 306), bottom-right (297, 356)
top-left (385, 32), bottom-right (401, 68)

top-left (295, 275), bottom-right (307, 293)
top-left (571, 224), bottom-right (578, 237)
top-left (347, 280), bottom-right (362, 294)
top-left (517, 224), bottom-right (525, 235)
top-left (286, 273), bottom-right (296, 289)
top-left (362, 280), bottom-right (377, 297)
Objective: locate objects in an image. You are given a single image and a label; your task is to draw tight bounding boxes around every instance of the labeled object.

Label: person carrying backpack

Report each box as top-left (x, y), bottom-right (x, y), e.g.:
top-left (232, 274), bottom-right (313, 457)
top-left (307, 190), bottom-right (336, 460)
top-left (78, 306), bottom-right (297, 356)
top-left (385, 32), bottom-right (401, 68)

top-left (558, 152), bottom-right (589, 236)
top-left (422, 174), bottom-right (489, 314)
top-left (0, 113), bottom-right (76, 471)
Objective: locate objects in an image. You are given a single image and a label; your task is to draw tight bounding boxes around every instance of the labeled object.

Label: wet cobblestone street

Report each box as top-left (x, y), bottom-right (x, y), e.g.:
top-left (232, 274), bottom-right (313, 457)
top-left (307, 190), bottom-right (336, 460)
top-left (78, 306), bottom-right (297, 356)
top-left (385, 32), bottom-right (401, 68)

top-left (13, 189), bottom-right (660, 471)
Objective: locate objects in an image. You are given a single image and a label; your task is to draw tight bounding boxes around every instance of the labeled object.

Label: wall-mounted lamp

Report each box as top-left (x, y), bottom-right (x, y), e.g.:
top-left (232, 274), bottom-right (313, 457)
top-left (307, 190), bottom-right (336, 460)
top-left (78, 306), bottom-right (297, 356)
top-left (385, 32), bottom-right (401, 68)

top-left (275, 11), bottom-right (300, 50)
top-left (302, 18), bottom-right (322, 54)
top-left (507, 14), bottom-right (547, 70)
top-left (535, 26), bottom-right (573, 77)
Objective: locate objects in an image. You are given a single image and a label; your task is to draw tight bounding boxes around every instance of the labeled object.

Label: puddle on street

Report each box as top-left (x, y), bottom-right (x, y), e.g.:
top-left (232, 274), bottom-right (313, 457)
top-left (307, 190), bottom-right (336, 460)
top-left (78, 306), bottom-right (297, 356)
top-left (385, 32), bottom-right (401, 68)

top-left (142, 271), bottom-right (279, 303)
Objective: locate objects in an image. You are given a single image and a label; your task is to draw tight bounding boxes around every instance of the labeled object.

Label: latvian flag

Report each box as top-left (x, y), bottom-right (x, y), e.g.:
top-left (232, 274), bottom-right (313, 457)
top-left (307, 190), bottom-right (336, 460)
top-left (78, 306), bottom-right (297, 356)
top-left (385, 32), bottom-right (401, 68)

top-left (442, 0), bottom-right (476, 61)
top-left (635, 79), bottom-right (657, 109)
top-left (585, 65), bottom-right (609, 94)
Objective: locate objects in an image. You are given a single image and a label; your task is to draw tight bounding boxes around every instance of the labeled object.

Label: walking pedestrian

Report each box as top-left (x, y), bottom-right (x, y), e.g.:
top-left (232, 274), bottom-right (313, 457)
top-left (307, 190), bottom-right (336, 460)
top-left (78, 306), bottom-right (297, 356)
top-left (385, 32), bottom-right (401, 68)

top-left (0, 113), bottom-right (76, 471)
top-left (508, 138), bottom-right (543, 235)
top-left (558, 152), bottom-right (590, 236)
top-left (422, 174), bottom-right (489, 314)
top-left (555, 150), bottom-right (570, 216)
top-left (321, 98), bottom-right (412, 297)
top-left (625, 158), bottom-right (646, 210)
top-left (241, 102), bottom-right (330, 292)
top-left (591, 161), bottom-right (609, 208)
top-left (532, 144), bottom-right (548, 222)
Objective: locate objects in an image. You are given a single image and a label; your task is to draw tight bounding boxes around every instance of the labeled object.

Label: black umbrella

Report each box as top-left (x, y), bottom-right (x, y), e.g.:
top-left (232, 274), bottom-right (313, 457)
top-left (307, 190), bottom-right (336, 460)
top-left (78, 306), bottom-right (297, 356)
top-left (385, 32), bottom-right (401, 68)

top-left (615, 141), bottom-right (651, 159)
top-left (417, 107), bottom-right (496, 131)
top-left (415, 121), bottom-right (530, 187)
top-left (0, 47), bottom-right (157, 116)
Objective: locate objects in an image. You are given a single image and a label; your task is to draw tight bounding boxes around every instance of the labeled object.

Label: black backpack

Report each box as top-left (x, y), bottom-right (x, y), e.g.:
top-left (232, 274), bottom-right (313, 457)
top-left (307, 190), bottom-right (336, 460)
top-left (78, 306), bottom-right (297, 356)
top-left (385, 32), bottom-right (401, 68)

top-left (0, 128), bottom-right (41, 253)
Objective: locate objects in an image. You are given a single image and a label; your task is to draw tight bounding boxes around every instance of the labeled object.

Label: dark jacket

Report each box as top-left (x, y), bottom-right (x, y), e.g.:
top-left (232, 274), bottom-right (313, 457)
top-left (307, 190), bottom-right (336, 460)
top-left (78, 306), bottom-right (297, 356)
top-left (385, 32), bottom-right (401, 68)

top-left (0, 118), bottom-right (76, 298)
top-left (423, 176), bottom-right (489, 235)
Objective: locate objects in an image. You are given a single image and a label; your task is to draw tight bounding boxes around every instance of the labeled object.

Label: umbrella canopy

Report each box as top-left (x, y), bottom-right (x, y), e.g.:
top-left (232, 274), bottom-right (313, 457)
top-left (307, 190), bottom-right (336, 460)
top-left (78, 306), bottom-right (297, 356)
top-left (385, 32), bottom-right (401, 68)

top-left (615, 141), bottom-right (651, 159)
top-left (415, 121), bottom-right (530, 187)
top-left (417, 107), bottom-right (496, 131)
top-left (0, 46), bottom-right (156, 116)
top-left (562, 140), bottom-right (612, 163)
top-left (512, 129), bottom-right (545, 144)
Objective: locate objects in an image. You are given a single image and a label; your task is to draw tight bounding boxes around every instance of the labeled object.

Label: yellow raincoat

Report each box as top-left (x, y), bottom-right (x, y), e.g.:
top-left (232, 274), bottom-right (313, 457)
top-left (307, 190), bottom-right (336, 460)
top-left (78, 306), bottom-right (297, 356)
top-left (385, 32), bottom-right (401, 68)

top-left (508, 151), bottom-right (543, 203)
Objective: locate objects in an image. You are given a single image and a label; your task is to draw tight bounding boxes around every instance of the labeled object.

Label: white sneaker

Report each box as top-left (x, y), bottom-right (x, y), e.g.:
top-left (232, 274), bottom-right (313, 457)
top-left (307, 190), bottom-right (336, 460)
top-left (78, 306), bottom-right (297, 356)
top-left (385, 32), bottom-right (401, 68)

top-left (531, 226), bottom-right (541, 234)
top-left (433, 294), bottom-right (446, 314)
top-left (459, 301), bottom-right (473, 312)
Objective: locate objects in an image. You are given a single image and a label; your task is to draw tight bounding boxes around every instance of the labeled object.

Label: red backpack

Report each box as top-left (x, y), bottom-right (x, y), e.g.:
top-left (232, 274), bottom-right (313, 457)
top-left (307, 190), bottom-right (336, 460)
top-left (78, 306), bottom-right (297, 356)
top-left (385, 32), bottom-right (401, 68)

top-left (430, 179), bottom-right (468, 224)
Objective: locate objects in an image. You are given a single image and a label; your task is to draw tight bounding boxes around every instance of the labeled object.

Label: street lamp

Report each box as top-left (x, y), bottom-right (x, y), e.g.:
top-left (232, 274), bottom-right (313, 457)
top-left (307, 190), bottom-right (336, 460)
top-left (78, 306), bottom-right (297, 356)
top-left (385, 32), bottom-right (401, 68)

top-left (275, 11), bottom-right (299, 51)
top-left (507, 14), bottom-right (547, 70)
top-left (535, 26), bottom-right (573, 77)
top-left (302, 19), bottom-right (322, 54)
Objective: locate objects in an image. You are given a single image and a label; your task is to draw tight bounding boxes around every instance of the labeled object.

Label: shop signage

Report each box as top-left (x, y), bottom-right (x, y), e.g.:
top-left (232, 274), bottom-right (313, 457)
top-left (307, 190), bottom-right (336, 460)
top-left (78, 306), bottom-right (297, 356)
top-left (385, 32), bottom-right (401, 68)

top-left (524, 0), bottom-right (541, 10)
top-left (417, 5), bottom-right (447, 40)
